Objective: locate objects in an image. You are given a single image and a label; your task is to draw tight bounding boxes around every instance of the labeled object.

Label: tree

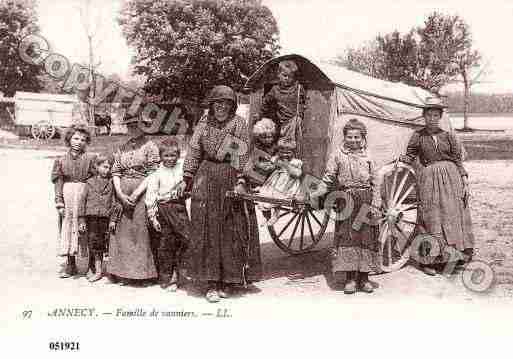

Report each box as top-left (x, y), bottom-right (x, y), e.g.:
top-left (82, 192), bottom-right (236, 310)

top-left (335, 12), bottom-right (483, 128)
top-left (376, 30), bottom-right (419, 86)
top-left (118, 0), bottom-right (280, 105)
top-left (417, 12), bottom-right (483, 129)
top-left (0, 0), bottom-right (43, 96)
top-left (331, 40), bottom-right (385, 79)
top-left (76, 0), bottom-right (106, 127)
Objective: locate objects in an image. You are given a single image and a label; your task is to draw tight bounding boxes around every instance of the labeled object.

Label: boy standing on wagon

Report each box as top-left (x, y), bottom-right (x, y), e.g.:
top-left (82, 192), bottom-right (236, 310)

top-left (144, 139), bottom-right (191, 292)
top-left (78, 155), bottom-right (121, 282)
top-left (260, 59), bottom-right (306, 145)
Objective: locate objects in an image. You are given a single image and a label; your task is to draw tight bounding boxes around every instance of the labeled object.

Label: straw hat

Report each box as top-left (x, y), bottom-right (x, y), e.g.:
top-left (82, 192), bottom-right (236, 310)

top-left (423, 97), bottom-right (447, 110)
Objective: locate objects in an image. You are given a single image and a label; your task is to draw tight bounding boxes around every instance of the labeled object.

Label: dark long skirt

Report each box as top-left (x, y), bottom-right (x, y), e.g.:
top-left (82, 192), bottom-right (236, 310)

top-left (186, 160), bottom-right (262, 284)
top-left (107, 177), bottom-right (157, 280)
top-left (332, 188), bottom-right (379, 273)
top-left (156, 200), bottom-right (190, 286)
top-left (417, 161), bottom-right (474, 255)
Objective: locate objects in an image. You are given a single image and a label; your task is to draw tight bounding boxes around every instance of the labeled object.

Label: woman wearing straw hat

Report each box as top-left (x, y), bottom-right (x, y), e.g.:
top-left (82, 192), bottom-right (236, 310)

top-left (400, 97), bottom-right (474, 276)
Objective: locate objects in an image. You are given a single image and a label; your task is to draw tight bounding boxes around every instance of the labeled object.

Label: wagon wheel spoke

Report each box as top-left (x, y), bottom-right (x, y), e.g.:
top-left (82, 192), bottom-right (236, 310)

top-left (278, 208), bottom-right (294, 219)
top-left (276, 212), bottom-right (299, 238)
top-left (308, 209), bottom-right (322, 227)
top-left (377, 222), bottom-right (389, 245)
top-left (394, 184), bottom-right (415, 208)
top-left (299, 211), bottom-right (305, 251)
top-left (398, 218), bottom-right (417, 226)
top-left (399, 203), bottom-right (418, 212)
top-left (268, 205), bottom-right (329, 255)
top-left (383, 172), bottom-right (390, 200)
top-left (305, 211), bottom-right (315, 243)
top-left (391, 171), bottom-right (409, 207)
top-left (393, 223), bottom-right (412, 256)
top-left (386, 226), bottom-right (393, 265)
top-left (389, 166), bottom-right (399, 206)
top-left (287, 212), bottom-right (302, 248)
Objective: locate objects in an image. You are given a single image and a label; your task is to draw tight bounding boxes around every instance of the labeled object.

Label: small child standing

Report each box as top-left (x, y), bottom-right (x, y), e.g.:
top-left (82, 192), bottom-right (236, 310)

top-left (78, 155), bottom-right (121, 282)
top-left (260, 59), bottom-right (305, 145)
top-left (257, 139), bottom-right (303, 225)
top-left (145, 139), bottom-right (190, 292)
top-left (316, 119), bottom-right (381, 294)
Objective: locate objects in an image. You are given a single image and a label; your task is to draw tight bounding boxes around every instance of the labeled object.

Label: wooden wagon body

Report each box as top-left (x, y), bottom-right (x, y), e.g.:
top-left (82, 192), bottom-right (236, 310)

top-left (238, 54), bottom-right (457, 272)
top-left (13, 91), bottom-right (83, 139)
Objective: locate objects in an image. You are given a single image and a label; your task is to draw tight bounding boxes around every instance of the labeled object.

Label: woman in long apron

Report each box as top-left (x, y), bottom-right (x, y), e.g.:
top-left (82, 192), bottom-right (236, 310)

top-left (183, 85), bottom-right (262, 303)
top-left (107, 117), bottom-right (160, 284)
top-left (400, 97), bottom-right (474, 275)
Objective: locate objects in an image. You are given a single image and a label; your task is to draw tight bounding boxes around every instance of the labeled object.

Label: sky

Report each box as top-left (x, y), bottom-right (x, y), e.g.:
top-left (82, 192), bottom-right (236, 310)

top-left (36, 0), bottom-right (513, 93)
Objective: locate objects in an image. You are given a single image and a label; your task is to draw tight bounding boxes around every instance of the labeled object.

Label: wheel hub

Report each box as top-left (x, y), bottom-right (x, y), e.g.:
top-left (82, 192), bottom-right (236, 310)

top-left (385, 207), bottom-right (401, 224)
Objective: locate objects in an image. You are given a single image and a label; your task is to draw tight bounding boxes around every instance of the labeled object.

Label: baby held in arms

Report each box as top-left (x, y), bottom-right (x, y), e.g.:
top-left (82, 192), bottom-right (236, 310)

top-left (257, 138), bottom-right (303, 226)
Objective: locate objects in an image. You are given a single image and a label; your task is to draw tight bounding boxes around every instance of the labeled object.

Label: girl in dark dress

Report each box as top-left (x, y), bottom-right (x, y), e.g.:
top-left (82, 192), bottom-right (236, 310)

top-left (183, 85), bottom-right (262, 303)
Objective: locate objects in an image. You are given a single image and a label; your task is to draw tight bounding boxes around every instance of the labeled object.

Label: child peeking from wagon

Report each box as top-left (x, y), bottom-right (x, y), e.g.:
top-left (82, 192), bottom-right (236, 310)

top-left (257, 138), bottom-right (304, 226)
top-left (143, 139), bottom-right (191, 292)
top-left (251, 117), bottom-right (278, 181)
top-left (78, 154), bottom-right (122, 282)
top-left (260, 59), bottom-right (306, 145)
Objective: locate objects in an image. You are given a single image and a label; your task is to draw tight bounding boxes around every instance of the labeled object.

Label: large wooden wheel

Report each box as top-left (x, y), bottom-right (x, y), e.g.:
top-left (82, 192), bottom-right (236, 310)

top-left (31, 120), bottom-right (56, 140)
top-left (375, 161), bottom-right (419, 272)
top-left (266, 204), bottom-right (329, 255)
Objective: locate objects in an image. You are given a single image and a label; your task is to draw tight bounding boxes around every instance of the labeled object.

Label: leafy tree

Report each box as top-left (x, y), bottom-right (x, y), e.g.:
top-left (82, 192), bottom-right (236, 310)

top-left (331, 40), bottom-right (385, 79)
top-left (0, 0), bottom-right (43, 96)
top-left (376, 30), bottom-right (419, 86)
top-left (335, 12), bottom-right (483, 129)
top-left (118, 0), bottom-right (280, 105)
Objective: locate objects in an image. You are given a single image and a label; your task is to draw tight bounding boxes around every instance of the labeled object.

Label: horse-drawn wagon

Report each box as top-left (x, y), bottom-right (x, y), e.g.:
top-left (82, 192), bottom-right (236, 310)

top-left (11, 91), bottom-right (82, 139)
top-left (229, 54), bottom-right (456, 272)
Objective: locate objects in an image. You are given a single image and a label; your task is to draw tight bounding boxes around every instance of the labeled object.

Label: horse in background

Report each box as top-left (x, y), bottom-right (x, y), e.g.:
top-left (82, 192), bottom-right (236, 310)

top-left (94, 113), bottom-right (112, 135)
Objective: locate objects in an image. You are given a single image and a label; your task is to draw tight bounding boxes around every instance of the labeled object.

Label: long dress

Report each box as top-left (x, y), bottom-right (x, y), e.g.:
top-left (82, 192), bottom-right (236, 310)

top-left (107, 135), bottom-right (160, 280)
top-left (51, 150), bottom-right (96, 257)
top-left (183, 115), bottom-right (262, 284)
top-left (321, 146), bottom-right (380, 273)
top-left (401, 128), bottom-right (474, 259)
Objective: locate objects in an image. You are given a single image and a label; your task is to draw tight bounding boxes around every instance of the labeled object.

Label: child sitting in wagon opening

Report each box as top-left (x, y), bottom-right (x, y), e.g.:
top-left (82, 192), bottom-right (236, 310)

top-left (144, 139), bottom-right (190, 292)
top-left (316, 118), bottom-right (381, 294)
top-left (251, 118), bottom-right (278, 181)
top-left (257, 138), bottom-right (304, 225)
top-left (78, 155), bottom-right (122, 282)
top-left (260, 59), bottom-right (306, 145)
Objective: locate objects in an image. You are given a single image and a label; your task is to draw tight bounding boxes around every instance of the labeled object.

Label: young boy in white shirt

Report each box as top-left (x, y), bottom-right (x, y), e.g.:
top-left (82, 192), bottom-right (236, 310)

top-left (145, 138), bottom-right (190, 292)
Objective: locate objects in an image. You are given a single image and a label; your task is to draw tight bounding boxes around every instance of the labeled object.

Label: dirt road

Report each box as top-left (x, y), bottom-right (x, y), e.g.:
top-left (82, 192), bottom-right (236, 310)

top-left (1, 148), bottom-right (512, 323)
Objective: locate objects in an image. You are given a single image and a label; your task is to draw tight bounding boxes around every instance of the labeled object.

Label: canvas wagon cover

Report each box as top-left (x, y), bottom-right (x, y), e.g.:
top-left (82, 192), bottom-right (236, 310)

top-left (14, 91), bottom-right (79, 127)
top-left (245, 54), bottom-right (455, 169)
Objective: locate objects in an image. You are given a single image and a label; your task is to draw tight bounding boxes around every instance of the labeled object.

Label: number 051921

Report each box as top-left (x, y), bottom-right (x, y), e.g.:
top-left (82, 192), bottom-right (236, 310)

top-left (48, 342), bottom-right (80, 351)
